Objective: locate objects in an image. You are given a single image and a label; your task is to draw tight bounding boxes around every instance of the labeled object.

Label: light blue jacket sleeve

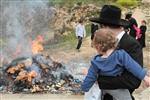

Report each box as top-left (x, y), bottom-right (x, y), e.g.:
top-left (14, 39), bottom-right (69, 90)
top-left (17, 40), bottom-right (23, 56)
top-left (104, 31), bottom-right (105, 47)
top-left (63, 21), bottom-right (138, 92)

top-left (81, 60), bottom-right (99, 92)
top-left (119, 50), bottom-right (147, 80)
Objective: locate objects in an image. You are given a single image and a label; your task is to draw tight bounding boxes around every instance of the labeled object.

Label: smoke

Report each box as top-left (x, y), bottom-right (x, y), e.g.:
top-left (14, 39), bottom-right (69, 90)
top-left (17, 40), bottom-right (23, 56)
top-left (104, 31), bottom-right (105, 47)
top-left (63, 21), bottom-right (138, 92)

top-left (0, 0), bottom-right (56, 62)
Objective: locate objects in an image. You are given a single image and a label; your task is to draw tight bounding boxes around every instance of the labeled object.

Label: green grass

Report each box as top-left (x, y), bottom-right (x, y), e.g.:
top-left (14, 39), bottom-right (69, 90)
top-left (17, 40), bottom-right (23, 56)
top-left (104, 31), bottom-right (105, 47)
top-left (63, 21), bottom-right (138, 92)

top-left (50, 0), bottom-right (140, 8)
top-left (44, 31), bottom-right (76, 49)
top-left (85, 23), bottom-right (92, 37)
top-left (45, 24), bottom-right (91, 50)
top-left (116, 0), bottom-right (138, 7)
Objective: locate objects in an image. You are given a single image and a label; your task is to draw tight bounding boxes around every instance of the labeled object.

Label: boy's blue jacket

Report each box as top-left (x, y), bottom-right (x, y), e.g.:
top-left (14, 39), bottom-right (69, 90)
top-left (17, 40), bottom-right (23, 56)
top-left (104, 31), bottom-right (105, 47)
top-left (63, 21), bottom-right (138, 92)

top-left (81, 49), bottom-right (147, 92)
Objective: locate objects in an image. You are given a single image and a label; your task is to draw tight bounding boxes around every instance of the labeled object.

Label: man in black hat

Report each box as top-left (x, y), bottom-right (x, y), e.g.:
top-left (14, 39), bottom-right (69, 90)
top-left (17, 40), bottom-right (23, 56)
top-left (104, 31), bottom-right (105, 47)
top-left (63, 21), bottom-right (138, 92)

top-left (90, 5), bottom-right (143, 100)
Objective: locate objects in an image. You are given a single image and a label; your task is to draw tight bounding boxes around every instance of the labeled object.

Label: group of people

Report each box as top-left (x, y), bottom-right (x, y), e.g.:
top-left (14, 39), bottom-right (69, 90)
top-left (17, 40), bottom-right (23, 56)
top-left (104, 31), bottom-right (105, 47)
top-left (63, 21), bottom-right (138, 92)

top-left (75, 5), bottom-right (150, 100)
top-left (125, 13), bottom-right (147, 48)
top-left (75, 8), bottom-right (147, 52)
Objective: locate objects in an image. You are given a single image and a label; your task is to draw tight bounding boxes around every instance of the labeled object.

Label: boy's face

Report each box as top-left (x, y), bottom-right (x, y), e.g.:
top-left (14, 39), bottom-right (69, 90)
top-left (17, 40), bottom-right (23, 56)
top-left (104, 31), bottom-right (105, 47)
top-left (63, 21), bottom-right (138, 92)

top-left (141, 22), bottom-right (146, 26)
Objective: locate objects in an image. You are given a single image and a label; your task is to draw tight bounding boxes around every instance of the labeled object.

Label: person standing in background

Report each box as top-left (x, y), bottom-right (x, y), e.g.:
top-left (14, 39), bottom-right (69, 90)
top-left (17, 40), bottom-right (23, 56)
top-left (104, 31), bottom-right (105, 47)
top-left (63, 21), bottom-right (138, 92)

top-left (125, 13), bottom-right (138, 39)
top-left (137, 20), bottom-right (147, 48)
top-left (75, 19), bottom-right (86, 52)
top-left (91, 22), bottom-right (99, 47)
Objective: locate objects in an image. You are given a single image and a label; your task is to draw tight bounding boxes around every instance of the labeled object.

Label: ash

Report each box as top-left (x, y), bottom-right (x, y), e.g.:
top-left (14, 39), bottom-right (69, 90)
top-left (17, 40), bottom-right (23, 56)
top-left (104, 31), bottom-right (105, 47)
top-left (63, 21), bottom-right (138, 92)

top-left (0, 54), bottom-right (84, 94)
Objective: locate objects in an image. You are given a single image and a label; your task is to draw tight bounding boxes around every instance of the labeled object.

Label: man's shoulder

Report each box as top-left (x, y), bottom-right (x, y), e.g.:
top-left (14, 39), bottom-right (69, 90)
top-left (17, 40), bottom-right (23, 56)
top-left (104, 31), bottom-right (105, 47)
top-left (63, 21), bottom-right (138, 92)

top-left (121, 33), bottom-right (137, 43)
top-left (131, 17), bottom-right (136, 21)
top-left (119, 33), bottom-right (141, 50)
top-left (130, 17), bottom-right (137, 24)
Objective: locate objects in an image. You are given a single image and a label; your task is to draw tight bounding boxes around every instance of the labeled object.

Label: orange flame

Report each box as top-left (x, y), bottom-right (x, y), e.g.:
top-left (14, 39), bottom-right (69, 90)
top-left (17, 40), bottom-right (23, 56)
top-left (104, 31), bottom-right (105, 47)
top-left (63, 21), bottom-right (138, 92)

top-left (28, 70), bottom-right (38, 82)
top-left (32, 35), bottom-right (44, 54)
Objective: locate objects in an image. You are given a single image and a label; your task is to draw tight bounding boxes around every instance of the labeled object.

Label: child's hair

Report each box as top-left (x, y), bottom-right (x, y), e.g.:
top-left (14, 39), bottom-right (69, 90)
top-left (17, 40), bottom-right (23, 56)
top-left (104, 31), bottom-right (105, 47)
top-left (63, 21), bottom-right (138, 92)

top-left (142, 20), bottom-right (146, 24)
top-left (125, 13), bottom-right (132, 19)
top-left (93, 29), bottom-right (117, 52)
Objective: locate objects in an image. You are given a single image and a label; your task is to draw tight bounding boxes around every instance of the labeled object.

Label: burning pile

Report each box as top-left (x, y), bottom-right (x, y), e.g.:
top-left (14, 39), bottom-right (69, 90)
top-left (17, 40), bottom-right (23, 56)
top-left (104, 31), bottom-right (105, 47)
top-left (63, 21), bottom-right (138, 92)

top-left (0, 54), bottom-right (82, 94)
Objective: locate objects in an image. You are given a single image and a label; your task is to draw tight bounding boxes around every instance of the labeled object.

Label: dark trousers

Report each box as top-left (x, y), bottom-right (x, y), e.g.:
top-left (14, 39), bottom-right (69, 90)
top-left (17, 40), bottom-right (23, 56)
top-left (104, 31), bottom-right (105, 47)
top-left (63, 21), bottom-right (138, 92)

top-left (76, 36), bottom-right (83, 49)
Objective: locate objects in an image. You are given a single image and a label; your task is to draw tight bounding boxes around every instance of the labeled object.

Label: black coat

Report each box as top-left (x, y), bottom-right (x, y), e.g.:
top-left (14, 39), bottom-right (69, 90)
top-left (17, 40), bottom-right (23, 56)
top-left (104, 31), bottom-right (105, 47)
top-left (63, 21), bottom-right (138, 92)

top-left (128, 18), bottom-right (138, 38)
top-left (98, 33), bottom-right (143, 91)
top-left (138, 25), bottom-right (147, 48)
top-left (91, 24), bottom-right (98, 40)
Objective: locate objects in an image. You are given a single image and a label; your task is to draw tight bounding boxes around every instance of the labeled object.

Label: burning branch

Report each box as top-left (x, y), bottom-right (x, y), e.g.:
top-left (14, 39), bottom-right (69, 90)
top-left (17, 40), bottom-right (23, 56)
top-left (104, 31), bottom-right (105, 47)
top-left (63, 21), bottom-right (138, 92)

top-left (32, 35), bottom-right (44, 54)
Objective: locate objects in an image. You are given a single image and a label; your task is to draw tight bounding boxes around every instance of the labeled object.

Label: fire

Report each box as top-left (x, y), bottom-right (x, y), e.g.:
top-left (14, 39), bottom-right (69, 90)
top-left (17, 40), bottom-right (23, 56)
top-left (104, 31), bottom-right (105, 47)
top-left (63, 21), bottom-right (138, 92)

top-left (15, 70), bottom-right (38, 83)
top-left (32, 35), bottom-right (44, 54)
top-left (28, 70), bottom-right (38, 82)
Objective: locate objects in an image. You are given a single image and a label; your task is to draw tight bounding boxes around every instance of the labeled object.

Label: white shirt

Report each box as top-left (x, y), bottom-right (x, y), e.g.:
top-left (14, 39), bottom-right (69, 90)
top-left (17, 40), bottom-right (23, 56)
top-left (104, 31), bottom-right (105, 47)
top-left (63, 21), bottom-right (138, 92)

top-left (75, 23), bottom-right (86, 37)
top-left (116, 31), bottom-right (125, 42)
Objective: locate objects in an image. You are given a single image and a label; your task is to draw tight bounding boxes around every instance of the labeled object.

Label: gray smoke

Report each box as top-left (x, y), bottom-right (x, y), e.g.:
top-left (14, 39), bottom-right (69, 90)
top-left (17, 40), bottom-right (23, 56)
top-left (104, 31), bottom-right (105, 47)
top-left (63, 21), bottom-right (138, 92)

top-left (0, 0), bottom-right (56, 62)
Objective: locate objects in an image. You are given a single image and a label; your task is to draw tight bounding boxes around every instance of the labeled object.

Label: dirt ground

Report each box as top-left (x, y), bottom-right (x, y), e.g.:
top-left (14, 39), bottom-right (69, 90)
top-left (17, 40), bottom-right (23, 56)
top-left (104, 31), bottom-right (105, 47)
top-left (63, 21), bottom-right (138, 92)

top-left (0, 94), bottom-right (83, 100)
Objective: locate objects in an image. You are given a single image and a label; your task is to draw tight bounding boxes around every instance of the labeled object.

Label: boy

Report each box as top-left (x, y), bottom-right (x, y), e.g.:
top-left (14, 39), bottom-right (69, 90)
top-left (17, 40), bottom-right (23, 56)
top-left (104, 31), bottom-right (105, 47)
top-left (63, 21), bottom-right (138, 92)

top-left (75, 19), bottom-right (86, 51)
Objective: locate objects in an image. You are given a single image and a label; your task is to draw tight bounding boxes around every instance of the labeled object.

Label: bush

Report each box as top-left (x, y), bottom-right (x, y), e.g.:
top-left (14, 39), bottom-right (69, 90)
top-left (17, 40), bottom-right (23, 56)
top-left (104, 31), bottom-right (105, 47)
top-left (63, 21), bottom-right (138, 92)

top-left (116, 0), bottom-right (138, 7)
top-left (49, 0), bottom-right (107, 7)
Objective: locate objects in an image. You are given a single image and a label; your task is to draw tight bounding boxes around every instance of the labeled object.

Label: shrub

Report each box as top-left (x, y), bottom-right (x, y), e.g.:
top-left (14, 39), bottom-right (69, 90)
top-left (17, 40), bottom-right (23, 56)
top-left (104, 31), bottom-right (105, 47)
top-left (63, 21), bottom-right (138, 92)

top-left (116, 0), bottom-right (138, 7)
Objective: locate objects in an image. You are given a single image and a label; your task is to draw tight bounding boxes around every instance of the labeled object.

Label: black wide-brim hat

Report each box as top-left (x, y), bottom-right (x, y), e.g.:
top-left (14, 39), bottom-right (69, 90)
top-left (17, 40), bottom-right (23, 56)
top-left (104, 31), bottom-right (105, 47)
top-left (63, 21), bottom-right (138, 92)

top-left (90, 5), bottom-right (129, 26)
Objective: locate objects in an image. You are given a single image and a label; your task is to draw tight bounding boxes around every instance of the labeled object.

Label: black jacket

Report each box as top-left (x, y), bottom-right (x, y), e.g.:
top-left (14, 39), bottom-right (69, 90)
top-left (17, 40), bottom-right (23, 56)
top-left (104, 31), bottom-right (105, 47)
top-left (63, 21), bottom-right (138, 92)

top-left (91, 24), bottom-right (98, 40)
top-left (138, 25), bottom-right (147, 48)
top-left (128, 18), bottom-right (138, 38)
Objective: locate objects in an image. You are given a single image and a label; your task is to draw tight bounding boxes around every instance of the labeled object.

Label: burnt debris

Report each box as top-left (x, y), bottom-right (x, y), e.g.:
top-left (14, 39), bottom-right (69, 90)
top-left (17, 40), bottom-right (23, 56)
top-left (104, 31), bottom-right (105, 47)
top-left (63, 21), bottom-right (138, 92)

top-left (0, 54), bottom-right (82, 94)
